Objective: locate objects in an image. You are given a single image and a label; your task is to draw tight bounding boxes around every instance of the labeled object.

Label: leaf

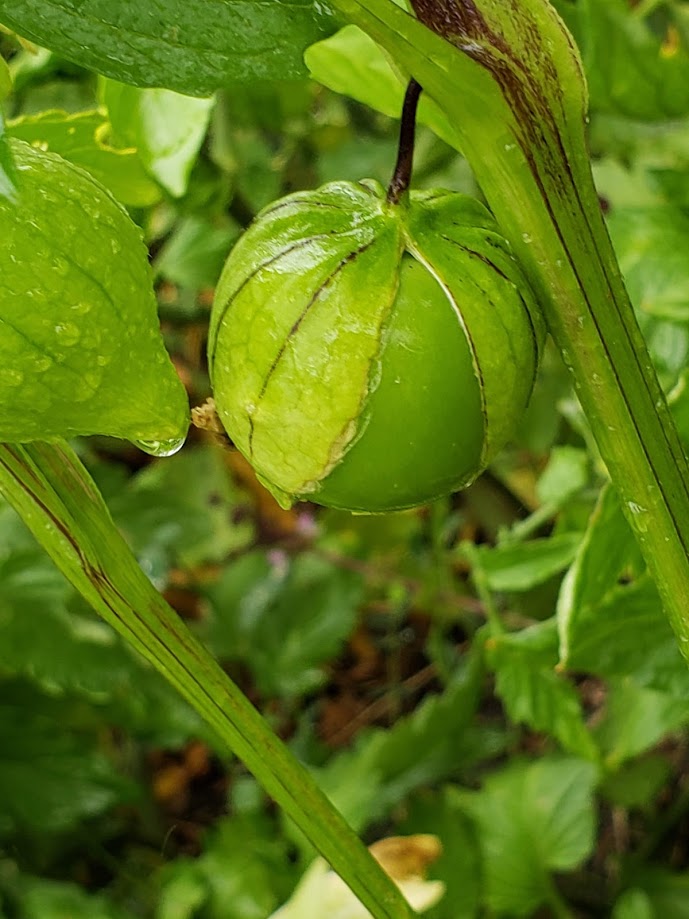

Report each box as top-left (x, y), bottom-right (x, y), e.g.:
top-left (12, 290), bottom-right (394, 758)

top-left (7, 109), bottom-right (161, 207)
top-left (594, 679), bottom-right (689, 768)
top-left (397, 790), bottom-right (480, 919)
top-left (632, 869), bottom-right (689, 918)
top-left (600, 755), bottom-right (671, 809)
top-left (158, 813), bottom-right (292, 919)
top-left (455, 756), bottom-right (598, 916)
top-left (305, 25), bottom-right (460, 149)
top-left (613, 889), bottom-right (655, 919)
top-left (577, 0), bottom-right (689, 120)
top-left (558, 483), bottom-right (642, 659)
top-left (205, 551), bottom-right (362, 697)
top-left (110, 445), bottom-right (253, 581)
top-left (0, 56), bottom-right (10, 100)
top-left (6, 875), bottom-right (131, 919)
top-left (0, 0), bottom-right (335, 96)
top-left (0, 140), bottom-right (188, 446)
top-left (488, 622), bottom-right (599, 760)
top-left (608, 206), bottom-right (689, 320)
top-left (0, 684), bottom-right (132, 834)
top-left (100, 80), bottom-right (215, 197)
top-left (561, 576), bottom-right (689, 698)
top-left (474, 533), bottom-right (581, 592)
top-left (317, 648), bottom-right (492, 832)
top-left (0, 110), bottom-right (16, 201)
top-left (536, 446), bottom-right (590, 506)
top-left (154, 216), bottom-right (240, 289)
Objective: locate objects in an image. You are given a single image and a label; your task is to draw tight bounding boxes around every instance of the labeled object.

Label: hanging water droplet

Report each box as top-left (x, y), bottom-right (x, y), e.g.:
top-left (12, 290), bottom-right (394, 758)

top-left (133, 433), bottom-right (187, 457)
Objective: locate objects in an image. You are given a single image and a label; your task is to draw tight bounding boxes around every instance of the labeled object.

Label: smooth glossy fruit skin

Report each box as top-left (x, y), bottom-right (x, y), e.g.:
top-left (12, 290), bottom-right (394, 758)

top-left (209, 180), bottom-right (544, 512)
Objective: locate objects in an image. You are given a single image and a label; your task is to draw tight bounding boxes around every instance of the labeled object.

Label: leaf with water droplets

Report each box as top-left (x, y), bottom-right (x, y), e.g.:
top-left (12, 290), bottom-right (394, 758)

top-left (0, 0), bottom-right (335, 96)
top-left (0, 139), bottom-right (189, 446)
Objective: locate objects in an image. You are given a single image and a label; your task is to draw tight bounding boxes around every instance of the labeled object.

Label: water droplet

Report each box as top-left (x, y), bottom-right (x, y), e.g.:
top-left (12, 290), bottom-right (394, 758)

top-left (133, 433), bottom-right (187, 457)
top-left (627, 501), bottom-right (646, 515)
top-left (522, 233), bottom-right (532, 244)
top-left (504, 143), bottom-right (516, 152)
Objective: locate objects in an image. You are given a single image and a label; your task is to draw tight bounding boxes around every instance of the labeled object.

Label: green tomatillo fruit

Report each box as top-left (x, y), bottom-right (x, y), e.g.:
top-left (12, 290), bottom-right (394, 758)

top-left (208, 180), bottom-right (544, 512)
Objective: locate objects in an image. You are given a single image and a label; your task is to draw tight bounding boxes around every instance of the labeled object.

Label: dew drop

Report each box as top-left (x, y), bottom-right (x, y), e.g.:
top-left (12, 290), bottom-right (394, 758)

top-left (522, 232), bottom-right (532, 244)
top-left (133, 433), bottom-right (187, 457)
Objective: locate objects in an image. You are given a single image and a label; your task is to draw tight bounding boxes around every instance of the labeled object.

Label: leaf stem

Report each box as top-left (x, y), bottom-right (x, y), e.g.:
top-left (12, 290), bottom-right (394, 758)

top-left (0, 440), bottom-right (414, 919)
top-left (387, 78), bottom-right (422, 204)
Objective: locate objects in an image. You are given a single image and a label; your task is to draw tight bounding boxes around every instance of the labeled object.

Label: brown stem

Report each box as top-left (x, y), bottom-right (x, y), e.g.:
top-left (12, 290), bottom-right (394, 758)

top-left (386, 78), bottom-right (423, 204)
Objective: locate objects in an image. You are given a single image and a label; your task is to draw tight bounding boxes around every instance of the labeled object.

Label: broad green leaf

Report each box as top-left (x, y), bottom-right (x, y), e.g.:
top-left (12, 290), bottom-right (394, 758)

top-left (455, 756), bottom-right (598, 916)
top-left (474, 533), bottom-right (580, 592)
top-left (0, 0), bottom-right (335, 96)
top-left (205, 551), bottom-right (362, 697)
top-left (0, 685), bottom-right (131, 834)
top-left (0, 140), bottom-right (188, 448)
top-left (594, 679), bottom-right (689, 768)
top-left (7, 109), bottom-right (160, 207)
top-left (577, 0), bottom-right (689, 120)
top-left (101, 80), bottom-right (214, 197)
top-left (488, 622), bottom-right (598, 760)
top-left (608, 206), bottom-right (689, 321)
top-left (305, 25), bottom-right (460, 149)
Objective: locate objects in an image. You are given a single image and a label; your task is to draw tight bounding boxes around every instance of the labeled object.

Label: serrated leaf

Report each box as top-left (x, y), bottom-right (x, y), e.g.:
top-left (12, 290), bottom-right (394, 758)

top-left (0, 140), bottom-right (188, 446)
top-left (488, 622), bottom-right (599, 760)
top-left (7, 109), bottom-right (161, 207)
top-left (205, 551), bottom-right (362, 697)
top-left (0, 0), bottom-right (335, 96)
top-left (475, 533), bottom-right (580, 592)
top-left (317, 649), bottom-right (490, 832)
top-left (455, 756), bottom-right (598, 916)
top-left (101, 80), bottom-right (214, 197)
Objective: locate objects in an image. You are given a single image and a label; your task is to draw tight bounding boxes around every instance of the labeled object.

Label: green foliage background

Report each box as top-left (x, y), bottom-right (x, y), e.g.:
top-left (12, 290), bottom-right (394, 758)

top-left (4, 1), bottom-right (689, 916)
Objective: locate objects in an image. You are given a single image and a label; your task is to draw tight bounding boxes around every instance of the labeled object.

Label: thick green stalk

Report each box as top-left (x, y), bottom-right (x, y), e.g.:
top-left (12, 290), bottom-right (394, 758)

top-left (0, 440), bottom-right (414, 919)
top-left (330, 0), bottom-right (689, 649)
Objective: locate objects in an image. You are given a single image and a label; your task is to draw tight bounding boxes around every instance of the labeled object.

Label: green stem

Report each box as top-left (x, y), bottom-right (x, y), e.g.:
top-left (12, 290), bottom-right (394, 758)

top-left (0, 440), bottom-right (414, 919)
top-left (329, 0), bottom-right (689, 657)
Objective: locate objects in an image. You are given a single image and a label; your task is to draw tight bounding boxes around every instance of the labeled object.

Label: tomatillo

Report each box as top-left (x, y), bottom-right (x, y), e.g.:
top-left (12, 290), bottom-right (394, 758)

top-left (208, 180), bottom-right (544, 512)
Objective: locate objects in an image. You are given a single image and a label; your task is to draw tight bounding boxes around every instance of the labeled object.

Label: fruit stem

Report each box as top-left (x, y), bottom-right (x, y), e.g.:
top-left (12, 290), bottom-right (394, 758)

top-left (387, 78), bottom-right (422, 204)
